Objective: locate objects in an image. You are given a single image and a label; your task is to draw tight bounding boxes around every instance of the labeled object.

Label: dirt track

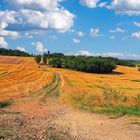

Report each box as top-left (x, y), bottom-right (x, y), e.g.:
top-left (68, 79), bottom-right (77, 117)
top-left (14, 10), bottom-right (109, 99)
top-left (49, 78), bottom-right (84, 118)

top-left (0, 56), bottom-right (140, 139)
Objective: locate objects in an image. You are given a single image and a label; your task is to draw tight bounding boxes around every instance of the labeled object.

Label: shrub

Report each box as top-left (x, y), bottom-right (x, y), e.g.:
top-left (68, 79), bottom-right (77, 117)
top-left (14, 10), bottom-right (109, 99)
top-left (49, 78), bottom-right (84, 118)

top-left (0, 101), bottom-right (11, 109)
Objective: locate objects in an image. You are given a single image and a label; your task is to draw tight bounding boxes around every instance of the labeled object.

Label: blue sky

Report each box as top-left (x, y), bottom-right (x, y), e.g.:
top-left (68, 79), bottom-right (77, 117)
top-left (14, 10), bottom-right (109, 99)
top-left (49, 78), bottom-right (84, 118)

top-left (0, 0), bottom-right (140, 60)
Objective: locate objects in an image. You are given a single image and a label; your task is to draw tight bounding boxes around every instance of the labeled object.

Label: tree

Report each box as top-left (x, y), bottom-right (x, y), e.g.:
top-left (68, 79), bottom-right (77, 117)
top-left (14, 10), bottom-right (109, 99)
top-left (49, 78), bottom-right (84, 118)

top-left (43, 53), bottom-right (47, 65)
top-left (49, 57), bottom-right (63, 68)
top-left (35, 55), bottom-right (41, 64)
top-left (138, 65), bottom-right (140, 72)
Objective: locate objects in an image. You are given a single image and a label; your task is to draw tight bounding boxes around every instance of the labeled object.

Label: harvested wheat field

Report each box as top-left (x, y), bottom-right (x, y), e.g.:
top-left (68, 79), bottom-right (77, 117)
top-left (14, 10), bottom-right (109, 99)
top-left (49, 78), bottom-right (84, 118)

top-left (0, 56), bottom-right (140, 140)
top-left (0, 56), bottom-right (53, 101)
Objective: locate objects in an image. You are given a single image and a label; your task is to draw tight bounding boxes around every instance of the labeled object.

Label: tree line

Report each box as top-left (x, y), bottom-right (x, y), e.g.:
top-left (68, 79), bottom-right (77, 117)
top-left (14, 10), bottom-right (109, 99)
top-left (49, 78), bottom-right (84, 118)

top-left (35, 52), bottom-right (140, 74)
top-left (0, 48), bottom-right (32, 57)
top-left (1, 48), bottom-right (139, 73)
top-left (35, 53), bottom-right (116, 73)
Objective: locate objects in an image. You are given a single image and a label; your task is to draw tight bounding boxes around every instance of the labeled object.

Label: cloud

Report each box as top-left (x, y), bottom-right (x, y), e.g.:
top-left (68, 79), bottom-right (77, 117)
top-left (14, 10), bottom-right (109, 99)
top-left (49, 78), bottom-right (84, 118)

top-left (110, 0), bottom-right (140, 16)
top-left (98, 2), bottom-right (107, 8)
top-left (74, 50), bottom-right (94, 56)
top-left (0, 30), bottom-right (19, 39)
top-left (0, 22), bottom-right (8, 30)
top-left (80, 0), bottom-right (100, 8)
top-left (90, 28), bottom-right (103, 37)
top-left (73, 38), bottom-right (80, 44)
top-left (131, 31), bottom-right (140, 39)
top-left (109, 27), bottom-right (125, 33)
top-left (69, 50), bottom-right (140, 60)
top-left (0, 1), bottom-right (74, 33)
top-left (17, 46), bottom-right (26, 52)
top-left (101, 52), bottom-right (140, 60)
top-left (32, 42), bottom-right (48, 53)
top-left (77, 31), bottom-right (85, 37)
top-left (7, 0), bottom-right (62, 11)
top-left (0, 37), bottom-right (8, 48)
top-left (134, 22), bottom-right (140, 28)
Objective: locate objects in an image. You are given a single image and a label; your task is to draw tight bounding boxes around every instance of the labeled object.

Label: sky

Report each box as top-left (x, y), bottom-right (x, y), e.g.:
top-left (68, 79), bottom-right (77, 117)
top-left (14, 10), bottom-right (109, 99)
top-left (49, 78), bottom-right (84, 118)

top-left (0, 0), bottom-right (140, 60)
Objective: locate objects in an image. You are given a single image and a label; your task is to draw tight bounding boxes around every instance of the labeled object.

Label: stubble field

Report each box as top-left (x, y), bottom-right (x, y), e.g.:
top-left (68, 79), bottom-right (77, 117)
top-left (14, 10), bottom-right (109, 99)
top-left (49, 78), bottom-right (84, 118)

top-left (0, 56), bottom-right (140, 139)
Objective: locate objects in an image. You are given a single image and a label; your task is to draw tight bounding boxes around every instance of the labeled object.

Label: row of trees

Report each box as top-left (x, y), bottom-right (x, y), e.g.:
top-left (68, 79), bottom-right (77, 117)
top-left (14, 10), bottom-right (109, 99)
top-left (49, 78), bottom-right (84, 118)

top-left (34, 52), bottom-right (140, 73)
top-left (64, 56), bottom-right (117, 73)
top-left (0, 48), bottom-right (32, 57)
top-left (105, 57), bottom-right (136, 67)
top-left (35, 53), bottom-right (117, 73)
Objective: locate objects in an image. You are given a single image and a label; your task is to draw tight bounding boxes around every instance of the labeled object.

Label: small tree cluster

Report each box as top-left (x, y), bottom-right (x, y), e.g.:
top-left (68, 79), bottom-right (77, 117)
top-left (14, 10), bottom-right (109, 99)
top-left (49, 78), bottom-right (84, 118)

top-left (64, 56), bottom-right (116, 73)
top-left (48, 55), bottom-right (116, 73)
top-left (49, 57), bottom-right (63, 68)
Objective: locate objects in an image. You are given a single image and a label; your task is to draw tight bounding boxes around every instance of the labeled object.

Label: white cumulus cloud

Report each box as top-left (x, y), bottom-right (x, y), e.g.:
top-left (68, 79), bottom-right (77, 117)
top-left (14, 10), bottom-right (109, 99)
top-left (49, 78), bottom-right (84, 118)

top-left (0, 0), bottom-right (74, 33)
top-left (80, 0), bottom-right (100, 8)
top-left (131, 31), bottom-right (140, 39)
top-left (0, 30), bottom-right (19, 39)
top-left (110, 0), bottom-right (140, 16)
top-left (32, 42), bottom-right (48, 53)
top-left (17, 46), bottom-right (26, 52)
top-left (0, 37), bottom-right (8, 48)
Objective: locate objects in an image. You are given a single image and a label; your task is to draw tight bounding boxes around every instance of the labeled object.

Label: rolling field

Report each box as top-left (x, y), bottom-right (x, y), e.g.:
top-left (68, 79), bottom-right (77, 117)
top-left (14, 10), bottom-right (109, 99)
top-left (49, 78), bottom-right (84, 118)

top-left (0, 56), bottom-right (140, 139)
top-left (0, 56), bottom-right (53, 101)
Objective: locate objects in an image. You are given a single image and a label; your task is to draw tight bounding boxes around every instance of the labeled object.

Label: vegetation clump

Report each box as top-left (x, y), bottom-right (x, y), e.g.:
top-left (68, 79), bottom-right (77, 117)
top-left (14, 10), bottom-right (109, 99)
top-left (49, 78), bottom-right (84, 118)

top-left (35, 55), bottom-right (41, 64)
top-left (68, 87), bottom-right (140, 116)
top-left (43, 53), bottom-right (47, 65)
top-left (0, 101), bottom-right (11, 109)
top-left (137, 65), bottom-right (140, 72)
top-left (49, 57), bottom-right (63, 68)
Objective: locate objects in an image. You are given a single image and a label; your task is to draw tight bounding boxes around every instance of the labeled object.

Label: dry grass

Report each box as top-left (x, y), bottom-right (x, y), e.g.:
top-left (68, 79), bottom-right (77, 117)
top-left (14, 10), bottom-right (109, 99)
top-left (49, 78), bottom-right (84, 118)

top-left (56, 66), bottom-right (140, 115)
top-left (0, 56), bottom-right (53, 101)
top-left (0, 56), bottom-right (140, 116)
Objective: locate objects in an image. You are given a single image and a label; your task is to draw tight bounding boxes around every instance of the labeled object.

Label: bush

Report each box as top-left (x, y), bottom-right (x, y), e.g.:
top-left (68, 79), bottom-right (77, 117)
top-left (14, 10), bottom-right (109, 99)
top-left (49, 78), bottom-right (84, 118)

top-left (0, 101), bottom-right (11, 109)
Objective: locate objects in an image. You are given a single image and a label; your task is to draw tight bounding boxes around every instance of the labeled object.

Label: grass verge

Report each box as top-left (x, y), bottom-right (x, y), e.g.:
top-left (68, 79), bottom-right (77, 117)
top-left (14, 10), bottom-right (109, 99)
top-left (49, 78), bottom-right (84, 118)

top-left (68, 88), bottom-right (140, 117)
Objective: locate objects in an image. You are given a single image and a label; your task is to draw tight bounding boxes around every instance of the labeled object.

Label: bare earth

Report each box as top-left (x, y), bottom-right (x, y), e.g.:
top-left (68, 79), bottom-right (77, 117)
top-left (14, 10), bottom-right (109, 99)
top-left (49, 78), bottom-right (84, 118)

top-left (0, 56), bottom-right (140, 140)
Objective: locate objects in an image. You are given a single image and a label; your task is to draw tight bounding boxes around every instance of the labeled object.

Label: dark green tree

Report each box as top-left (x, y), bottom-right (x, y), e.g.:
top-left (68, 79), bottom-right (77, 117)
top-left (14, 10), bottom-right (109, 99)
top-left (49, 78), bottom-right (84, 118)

top-left (43, 53), bottom-right (47, 65)
top-left (49, 57), bottom-right (63, 68)
top-left (35, 55), bottom-right (41, 64)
